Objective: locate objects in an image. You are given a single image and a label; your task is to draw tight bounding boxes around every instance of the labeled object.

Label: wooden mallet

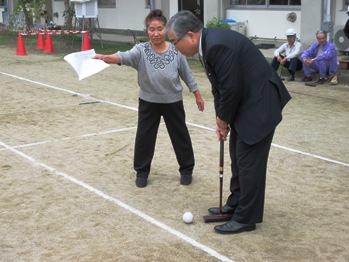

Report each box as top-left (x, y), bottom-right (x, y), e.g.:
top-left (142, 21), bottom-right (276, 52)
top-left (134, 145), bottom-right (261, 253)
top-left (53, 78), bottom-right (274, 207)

top-left (203, 139), bottom-right (232, 223)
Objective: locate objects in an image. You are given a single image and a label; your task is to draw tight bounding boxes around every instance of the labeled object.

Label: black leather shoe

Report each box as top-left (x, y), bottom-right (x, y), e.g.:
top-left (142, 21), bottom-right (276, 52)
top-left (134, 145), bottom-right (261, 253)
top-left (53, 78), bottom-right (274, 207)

top-left (302, 76), bottom-right (313, 82)
top-left (305, 81), bottom-right (317, 87)
top-left (180, 174), bottom-right (192, 185)
top-left (287, 75), bottom-right (295, 81)
top-left (135, 177), bottom-right (147, 188)
top-left (135, 174), bottom-right (148, 188)
top-left (214, 220), bottom-right (256, 234)
top-left (208, 204), bottom-right (235, 215)
top-left (305, 78), bottom-right (327, 87)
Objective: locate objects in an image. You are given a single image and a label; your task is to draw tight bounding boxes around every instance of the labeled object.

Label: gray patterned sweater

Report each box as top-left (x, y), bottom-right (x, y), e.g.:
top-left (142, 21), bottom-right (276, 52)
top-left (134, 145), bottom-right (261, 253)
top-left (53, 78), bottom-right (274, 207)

top-left (117, 42), bottom-right (198, 103)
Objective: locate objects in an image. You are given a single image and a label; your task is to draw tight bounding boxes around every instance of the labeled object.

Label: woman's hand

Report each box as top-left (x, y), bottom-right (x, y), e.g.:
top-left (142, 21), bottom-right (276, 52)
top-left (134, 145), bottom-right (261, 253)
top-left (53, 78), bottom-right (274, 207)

top-left (93, 54), bottom-right (119, 64)
top-left (93, 54), bottom-right (105, 60)
top-left (194, 90), bottom-right (204, 112)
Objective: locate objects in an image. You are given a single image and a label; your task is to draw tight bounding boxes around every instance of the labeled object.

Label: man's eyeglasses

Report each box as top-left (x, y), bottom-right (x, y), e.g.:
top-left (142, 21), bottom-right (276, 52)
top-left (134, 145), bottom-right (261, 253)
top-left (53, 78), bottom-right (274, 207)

top-left (169, 36), bottom-right (183, 46)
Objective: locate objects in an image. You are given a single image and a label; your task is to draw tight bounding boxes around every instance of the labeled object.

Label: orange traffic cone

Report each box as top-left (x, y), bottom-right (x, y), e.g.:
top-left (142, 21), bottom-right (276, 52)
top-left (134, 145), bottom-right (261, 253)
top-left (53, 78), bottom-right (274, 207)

top-left (81, 31), bottom-right (91, 51)
top-left (37, 32), bottom-right (45, 50)
top-left (43, 32), bottom-right (54, 54)
top-left (16, 33), bottom-right (27, 56)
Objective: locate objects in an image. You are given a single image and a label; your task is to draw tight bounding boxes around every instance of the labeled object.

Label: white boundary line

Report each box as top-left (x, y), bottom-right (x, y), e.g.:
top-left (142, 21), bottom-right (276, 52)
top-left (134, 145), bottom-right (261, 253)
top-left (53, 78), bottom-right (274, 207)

top-left (0, 127), bottom-right (137, 151)
top-left (271, 143), bottom-right (349, 167)
top-left (0, 71), bottom-right (137, 112)
top-left (1, 71), bottom-right (348, 168)
top-left (0, 139), bottom-right (234, 262)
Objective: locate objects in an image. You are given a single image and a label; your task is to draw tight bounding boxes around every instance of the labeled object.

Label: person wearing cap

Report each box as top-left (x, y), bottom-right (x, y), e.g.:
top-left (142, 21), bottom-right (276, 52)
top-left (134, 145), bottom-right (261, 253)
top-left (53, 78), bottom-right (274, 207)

top-left (271, 28), bottom-right (303, 81)
top-left (301, 30), bottom-right (338, 86)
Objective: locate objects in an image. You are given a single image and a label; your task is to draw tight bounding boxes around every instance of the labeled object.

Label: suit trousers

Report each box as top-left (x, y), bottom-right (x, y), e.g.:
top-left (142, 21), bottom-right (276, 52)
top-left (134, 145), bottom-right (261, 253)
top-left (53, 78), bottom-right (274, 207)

top-left (226, 127), bottom-right (275, 225)
top-left (134, 99), bottom-right (194, 178)
top-left (271, 56), bottom-right (302, 76)
top-left (302, 58), bottom-right (337, 79)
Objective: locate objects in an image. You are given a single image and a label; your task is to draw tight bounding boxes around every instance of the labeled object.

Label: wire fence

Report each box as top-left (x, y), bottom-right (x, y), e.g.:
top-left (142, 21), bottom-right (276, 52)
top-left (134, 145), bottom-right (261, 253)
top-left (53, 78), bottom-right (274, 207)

top-left (8, 12), bottom-right (26, 31)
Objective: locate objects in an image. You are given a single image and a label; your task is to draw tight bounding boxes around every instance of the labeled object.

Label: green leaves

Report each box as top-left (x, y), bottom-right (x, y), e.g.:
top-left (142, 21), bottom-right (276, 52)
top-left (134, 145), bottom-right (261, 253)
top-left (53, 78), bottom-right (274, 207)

top-left (206, 17), bottom-right (231, 30)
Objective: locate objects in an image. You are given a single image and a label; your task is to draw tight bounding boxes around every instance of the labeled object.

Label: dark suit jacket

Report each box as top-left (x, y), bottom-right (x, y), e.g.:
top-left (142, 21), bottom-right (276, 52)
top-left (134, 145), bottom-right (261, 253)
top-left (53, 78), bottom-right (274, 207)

top-left (345, 18), bottom-right (349, 39)
top-left (201, 28), bottom-right (291, 145)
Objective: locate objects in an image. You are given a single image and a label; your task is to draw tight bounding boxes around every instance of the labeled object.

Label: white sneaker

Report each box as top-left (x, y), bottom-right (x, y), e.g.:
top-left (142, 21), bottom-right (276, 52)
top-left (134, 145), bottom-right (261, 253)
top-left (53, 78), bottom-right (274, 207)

top-left (329, 75), bottom-right (338, 85)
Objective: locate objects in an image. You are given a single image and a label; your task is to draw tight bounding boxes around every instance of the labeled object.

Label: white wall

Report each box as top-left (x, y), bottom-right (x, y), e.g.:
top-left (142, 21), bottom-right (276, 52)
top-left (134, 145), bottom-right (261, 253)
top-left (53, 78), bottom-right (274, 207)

top-left (51, 0), bottom-right (226, 31)
top-left (99, 0), bottom-right (150, 30)
top-left (52, 1), bottom-right (65, 26)
top-left (226, 9), bottom-right (301, 40)
top-left (168, 0), bottom-right (178, 18)
top-left (334, 0), bottom-right (348, 29)
top-left (204, 0), bottom-right (219, 26)
top-left (300, 0), bottom-right (321, 46)
top-left (52, 0), bottom-right (151, 30)
top-left (300, 0), bottom-right (347, 46)
top-left (0, 7), bottom-right (4, 23)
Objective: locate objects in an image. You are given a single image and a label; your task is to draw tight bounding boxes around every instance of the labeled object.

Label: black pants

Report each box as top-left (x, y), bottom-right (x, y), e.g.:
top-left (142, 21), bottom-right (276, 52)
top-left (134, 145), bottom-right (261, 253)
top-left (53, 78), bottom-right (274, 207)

top-left (226, 128), bottom-right (275, 225)
top-left (134, 99), bottom-right (194, 177)
top-left (271, 56), bottom-right (302, 76)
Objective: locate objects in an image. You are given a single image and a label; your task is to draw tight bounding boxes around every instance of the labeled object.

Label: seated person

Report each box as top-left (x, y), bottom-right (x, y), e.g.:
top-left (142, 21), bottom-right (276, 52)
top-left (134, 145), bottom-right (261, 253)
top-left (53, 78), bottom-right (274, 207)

top-left (301, 30), bottom-right (338, 85)
top-left (271, 28), bottom-right (303, 81)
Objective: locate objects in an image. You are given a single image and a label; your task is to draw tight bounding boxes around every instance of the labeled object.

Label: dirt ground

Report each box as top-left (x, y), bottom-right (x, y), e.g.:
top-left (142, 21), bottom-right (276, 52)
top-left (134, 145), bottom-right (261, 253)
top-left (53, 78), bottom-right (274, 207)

top-left (0, 45), bottom-right (348, 262)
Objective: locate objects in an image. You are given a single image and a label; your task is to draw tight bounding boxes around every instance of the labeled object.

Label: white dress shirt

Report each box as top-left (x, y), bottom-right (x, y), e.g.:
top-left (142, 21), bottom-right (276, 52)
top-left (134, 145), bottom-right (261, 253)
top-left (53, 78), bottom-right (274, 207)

top-left (274, 41), bottom-right (303, 60)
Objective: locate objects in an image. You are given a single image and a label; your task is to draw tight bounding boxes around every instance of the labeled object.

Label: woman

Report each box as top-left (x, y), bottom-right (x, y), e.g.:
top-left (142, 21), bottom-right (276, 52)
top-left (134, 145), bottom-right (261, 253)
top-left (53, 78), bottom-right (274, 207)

top-left (94, 9), bottom-right (204, 188)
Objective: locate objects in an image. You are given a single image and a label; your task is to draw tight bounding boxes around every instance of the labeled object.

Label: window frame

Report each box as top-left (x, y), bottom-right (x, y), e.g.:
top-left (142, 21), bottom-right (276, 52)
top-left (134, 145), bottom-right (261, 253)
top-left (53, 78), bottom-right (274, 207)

top-left (230, 0), bottom-right (301, 10)
top-left (98, 0), bottom-right (116, 9)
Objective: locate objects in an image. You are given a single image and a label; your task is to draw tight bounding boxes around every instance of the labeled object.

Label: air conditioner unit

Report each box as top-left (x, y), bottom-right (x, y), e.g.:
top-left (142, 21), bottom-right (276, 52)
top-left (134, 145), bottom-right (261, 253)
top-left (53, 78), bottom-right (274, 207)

top-left (333, 26), bottom-right (349, 52)
top-left (72, 0), bottom-right (98, 18)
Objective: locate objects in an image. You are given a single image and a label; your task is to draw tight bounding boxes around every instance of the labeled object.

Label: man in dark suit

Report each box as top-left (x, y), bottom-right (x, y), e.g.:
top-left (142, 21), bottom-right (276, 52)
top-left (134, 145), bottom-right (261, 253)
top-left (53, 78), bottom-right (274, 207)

top-left (167, 11), bottom-right (291, 234)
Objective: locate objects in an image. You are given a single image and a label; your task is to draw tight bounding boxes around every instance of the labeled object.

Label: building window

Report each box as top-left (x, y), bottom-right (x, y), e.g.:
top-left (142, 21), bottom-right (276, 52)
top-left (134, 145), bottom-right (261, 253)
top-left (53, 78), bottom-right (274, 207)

top-left (0, 0), bottom-right (5, 6)
top-left (230, 0), bottom-right (301, 7)
top-left (248, 0), bottom-right (266, 4)
top-left (231, 0), bottom-right (265, 4)
top-left (98, 0), bottom-right (116, 8)
top-left (270, 0), bottom-right (288, 4)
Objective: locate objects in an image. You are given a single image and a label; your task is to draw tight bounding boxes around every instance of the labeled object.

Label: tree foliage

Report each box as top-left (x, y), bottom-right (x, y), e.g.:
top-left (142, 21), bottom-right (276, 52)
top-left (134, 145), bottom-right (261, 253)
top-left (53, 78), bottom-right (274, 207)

top-left (206, 17), bottom-right (231, 30)
top-left (13, 0), bottom-right (47, 31)
top-left (11, 0), bottom-right (74, 31)
top-left (63, 0), bottom-right (75, 30)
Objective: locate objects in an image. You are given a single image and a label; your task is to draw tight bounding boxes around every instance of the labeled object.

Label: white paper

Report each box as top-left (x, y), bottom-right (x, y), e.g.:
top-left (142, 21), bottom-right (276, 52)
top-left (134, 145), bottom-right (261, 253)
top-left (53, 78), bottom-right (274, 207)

top-left (64, 49), bottom-right (110, 80)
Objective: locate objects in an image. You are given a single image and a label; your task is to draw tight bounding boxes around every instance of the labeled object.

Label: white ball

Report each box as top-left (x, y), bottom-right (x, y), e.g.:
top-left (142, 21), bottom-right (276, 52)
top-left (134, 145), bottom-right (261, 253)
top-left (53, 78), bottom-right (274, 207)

top-left (182, 211), bottom-right (193, 224)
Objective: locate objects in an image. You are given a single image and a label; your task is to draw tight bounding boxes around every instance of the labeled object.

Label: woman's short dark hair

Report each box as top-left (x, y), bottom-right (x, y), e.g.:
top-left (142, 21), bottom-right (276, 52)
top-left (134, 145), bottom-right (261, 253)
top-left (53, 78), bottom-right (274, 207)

top-left (145, 9), bottom-right (167, 28)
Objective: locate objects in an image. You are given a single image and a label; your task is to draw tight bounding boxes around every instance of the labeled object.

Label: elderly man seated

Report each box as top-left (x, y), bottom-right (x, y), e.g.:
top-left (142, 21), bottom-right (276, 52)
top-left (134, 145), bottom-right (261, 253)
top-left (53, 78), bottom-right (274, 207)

top-left (301, 30), bottom-right (338, 86)
top-left (271, 28), bottom-right (303, 81)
